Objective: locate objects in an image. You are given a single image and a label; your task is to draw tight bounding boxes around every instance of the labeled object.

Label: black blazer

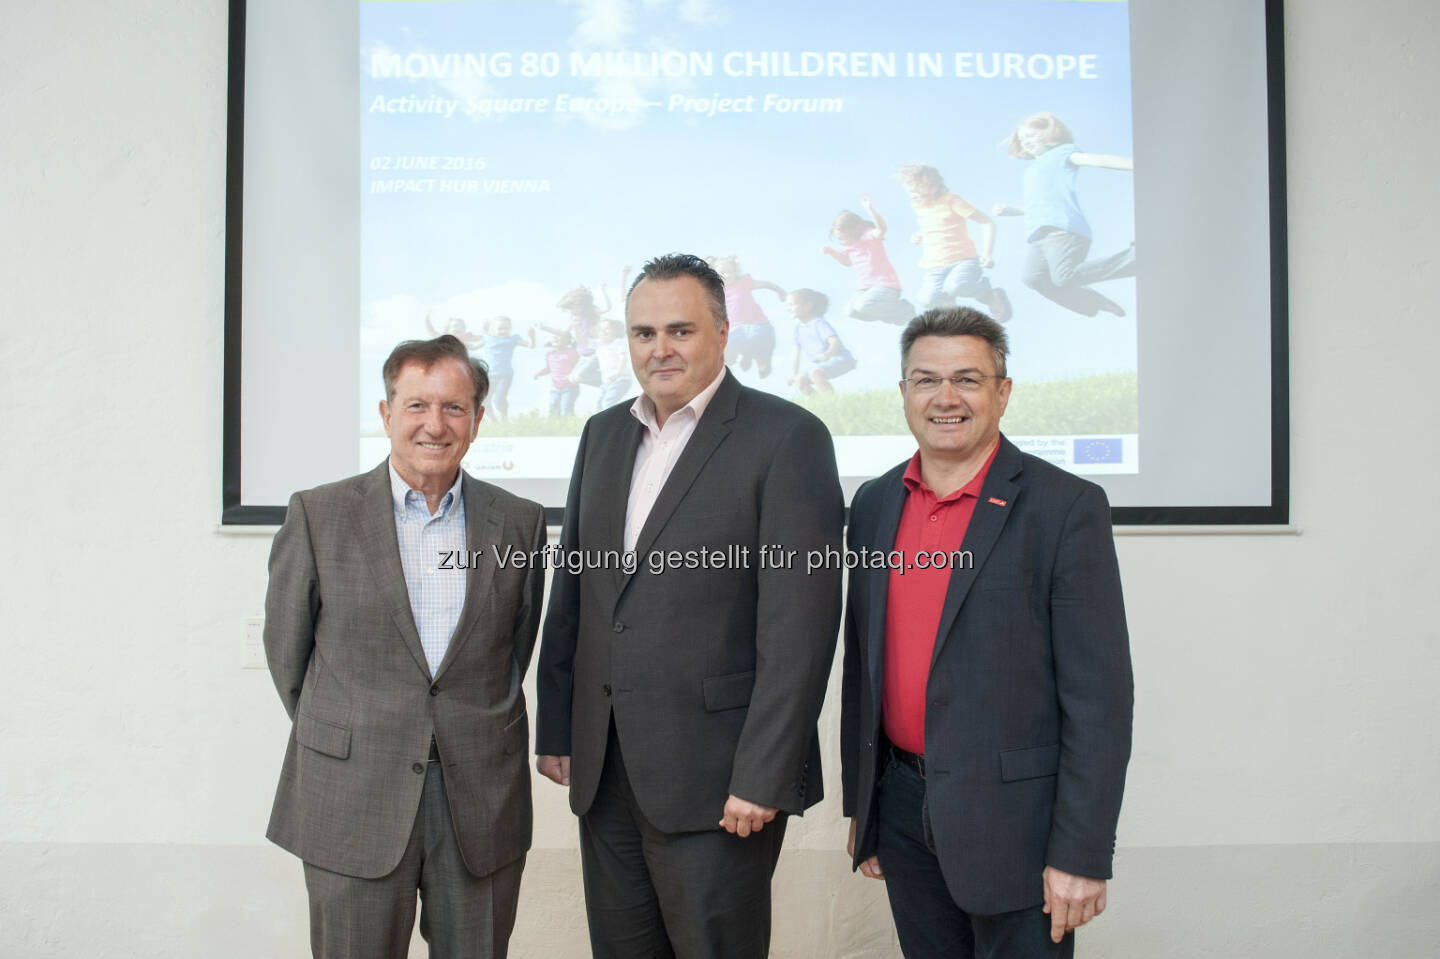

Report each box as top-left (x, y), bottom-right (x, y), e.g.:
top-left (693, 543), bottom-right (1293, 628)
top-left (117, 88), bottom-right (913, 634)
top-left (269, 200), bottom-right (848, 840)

top-left (841, 436), bottom-right (1133, 914)
top-left (536, 370), bottom-right (845, 833)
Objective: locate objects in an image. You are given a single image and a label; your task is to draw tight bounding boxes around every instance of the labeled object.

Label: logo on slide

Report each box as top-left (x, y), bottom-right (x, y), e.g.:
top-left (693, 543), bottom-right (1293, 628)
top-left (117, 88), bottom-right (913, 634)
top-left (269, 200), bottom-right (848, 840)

top-left (1074, 438), bottom-right (1122, 464)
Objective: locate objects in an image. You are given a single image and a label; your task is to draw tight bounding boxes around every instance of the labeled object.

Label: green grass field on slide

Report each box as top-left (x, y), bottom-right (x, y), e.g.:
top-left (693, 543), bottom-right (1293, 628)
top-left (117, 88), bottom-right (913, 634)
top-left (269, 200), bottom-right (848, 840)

top-left (458, 372), bottom-right (1138, 438)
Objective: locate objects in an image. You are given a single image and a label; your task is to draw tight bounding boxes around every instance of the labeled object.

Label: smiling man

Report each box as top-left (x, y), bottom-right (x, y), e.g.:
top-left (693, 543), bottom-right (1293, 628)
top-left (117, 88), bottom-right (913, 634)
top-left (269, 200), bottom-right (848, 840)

top-left (841, 308), bottom-right (1133, 957)
top-left (535, 253), bottom-right (844, 958)
top-left (264, 335), bottom-right (546, 958)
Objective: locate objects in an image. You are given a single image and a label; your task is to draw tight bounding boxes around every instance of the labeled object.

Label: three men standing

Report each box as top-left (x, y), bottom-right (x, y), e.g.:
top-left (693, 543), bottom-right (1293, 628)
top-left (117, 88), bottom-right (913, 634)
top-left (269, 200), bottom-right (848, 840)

top-left (842, 307), bottom-right (1133, 956)
top-left (262, 282), bottom-right (1130, 958)
top-left (264, 335), bottom-right (546, 958)
top-left (535, 253), bottom-right (845, 958)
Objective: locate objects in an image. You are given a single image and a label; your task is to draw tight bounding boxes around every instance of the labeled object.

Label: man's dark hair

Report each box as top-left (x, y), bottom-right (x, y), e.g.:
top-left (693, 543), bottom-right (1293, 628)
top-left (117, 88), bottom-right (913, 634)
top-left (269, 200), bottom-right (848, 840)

top-left (626, 253), bottom-right (728, 330)
top-left (900, 308), bottom-right (1009, 379)
top-left (383, 334), bottom-right (489, 409)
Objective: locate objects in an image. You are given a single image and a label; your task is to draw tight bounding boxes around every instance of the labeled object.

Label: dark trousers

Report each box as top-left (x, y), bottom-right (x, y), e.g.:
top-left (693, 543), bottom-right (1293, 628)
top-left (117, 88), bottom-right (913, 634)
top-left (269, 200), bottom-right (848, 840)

top-left (579, 722), bottom-right (788, 959)
top-left (877, 754), bottom-right (1073, 959)
top-left (303, 761), bottom-right (524, 959)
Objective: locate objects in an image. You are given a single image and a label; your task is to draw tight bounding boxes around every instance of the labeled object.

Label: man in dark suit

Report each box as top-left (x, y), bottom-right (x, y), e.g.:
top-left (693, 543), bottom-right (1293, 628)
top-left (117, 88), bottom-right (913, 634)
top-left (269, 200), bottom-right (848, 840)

top-left (264, 335), bottom-right (546, 958)
top-left (535, 253), bottom-right (844, 958)
top-left (841, 308), bottom-right (1133, 957)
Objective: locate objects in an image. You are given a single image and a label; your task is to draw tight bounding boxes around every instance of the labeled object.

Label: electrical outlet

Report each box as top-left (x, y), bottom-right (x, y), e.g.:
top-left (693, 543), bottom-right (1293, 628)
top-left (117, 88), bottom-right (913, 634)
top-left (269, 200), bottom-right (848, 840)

top-left (244, 617), bottom-right (266, 669)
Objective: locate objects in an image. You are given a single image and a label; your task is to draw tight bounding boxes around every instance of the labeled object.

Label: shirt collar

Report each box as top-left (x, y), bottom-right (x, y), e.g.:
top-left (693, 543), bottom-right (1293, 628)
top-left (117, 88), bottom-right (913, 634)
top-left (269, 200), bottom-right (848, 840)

top-left (901, 438), bottom-right (1001, 504)
top-left (388, 459), bottom-right (464, 518)
top-left (629, 365), bottom-right (727, 435)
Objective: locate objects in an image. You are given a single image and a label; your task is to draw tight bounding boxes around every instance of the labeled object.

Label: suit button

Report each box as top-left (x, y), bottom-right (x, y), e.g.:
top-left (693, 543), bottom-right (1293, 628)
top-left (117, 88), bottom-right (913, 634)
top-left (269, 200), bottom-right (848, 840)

top-left (613, 621), bottom-right (625, 633)
top-left (429, 686), bottom-right (439, 697)
top-left (411, 762), bottom-right (424, 774)
top-left (602, 683), bottom-right (612, 697)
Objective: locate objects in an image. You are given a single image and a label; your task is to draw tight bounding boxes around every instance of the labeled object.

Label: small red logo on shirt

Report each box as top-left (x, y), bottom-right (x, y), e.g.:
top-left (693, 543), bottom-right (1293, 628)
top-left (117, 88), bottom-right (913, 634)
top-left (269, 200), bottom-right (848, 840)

top-left (988, 496), bottom-right (1008, 506)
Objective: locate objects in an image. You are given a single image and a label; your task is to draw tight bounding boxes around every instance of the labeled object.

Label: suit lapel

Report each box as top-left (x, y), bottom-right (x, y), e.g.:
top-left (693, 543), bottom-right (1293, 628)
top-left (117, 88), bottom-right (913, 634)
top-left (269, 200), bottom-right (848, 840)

top-left (929, 438), bottom-right (1022, 667)
top-left (620, 371), bottom-right (739, 595)
top-left (356, 462), bottom-right (432, 679)
top-left (865, 473), bottom-right (908, 696)
top-left (433, 475), bottom-right (502, 682)
top-left (604, 418), bottom-right (646, 596)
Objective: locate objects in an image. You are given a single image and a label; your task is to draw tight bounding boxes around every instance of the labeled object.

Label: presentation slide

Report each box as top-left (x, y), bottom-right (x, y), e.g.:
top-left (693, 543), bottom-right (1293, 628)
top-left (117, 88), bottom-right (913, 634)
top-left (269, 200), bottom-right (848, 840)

top-left (354, 0), bottom-right (1139, 492)
top-left (234, 0), bottom-right (1281, 520)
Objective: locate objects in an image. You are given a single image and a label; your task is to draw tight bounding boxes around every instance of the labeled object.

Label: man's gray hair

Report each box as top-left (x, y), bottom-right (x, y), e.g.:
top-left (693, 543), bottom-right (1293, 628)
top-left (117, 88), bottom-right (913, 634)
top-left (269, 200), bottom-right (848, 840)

top-left (900, 307), bottom-right (1009, 380)
top-left (626, 253), bottom-right (728, 331)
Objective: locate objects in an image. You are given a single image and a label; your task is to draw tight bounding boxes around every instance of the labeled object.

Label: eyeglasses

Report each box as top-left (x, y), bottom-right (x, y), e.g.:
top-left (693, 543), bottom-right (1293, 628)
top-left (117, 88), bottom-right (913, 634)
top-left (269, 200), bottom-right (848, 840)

top-left (901, 373), bottom-right (1001, 394)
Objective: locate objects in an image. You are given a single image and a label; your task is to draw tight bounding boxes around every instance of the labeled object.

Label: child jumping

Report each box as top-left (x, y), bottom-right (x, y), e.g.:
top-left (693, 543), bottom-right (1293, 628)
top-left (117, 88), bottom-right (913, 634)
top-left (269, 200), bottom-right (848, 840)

top-left (535, 329), bottom-right (580, 417)
top-left (994, 111), bottom-right (1135, 317)
top-left (710, 254), bottom-right (785, 378)
top-left (898, 164), bottom-right (1012, 323)
top-left (474, 316), bottom-right (533, 422)
top-left (424, 314), bottom-right (482, 346)
top-left (787, 289), bottom-right (855, 395)
top-left (572, 317), bottom-right (631, 411)
top-left (822, 194), bottom-right (916, 325)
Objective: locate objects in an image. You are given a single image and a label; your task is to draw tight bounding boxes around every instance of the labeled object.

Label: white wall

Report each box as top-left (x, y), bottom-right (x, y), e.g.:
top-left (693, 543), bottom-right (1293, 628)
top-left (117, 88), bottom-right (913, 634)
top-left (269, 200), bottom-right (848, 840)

top-left (2, 1), bottom-right (1437, 956)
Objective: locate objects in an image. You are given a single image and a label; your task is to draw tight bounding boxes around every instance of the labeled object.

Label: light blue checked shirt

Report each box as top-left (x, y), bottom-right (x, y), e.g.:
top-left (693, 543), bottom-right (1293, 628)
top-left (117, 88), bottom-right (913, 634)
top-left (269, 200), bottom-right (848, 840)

top-left (389, 461), bottom-right (467, 677)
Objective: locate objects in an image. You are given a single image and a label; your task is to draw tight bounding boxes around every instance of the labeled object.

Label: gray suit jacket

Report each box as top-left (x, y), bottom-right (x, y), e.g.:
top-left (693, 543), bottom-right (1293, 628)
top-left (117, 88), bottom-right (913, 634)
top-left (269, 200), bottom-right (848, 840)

top-left (264, 461), bottom-right (546, 879)
top-left (842, 436), bottom-right (1133, 914)
top-left (535, 370), bottom-right (844, 833)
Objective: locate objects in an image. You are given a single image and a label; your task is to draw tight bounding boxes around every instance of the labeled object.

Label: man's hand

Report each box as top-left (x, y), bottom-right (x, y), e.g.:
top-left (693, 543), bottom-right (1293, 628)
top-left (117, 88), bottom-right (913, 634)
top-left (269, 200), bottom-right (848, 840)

top-left (847, 818), bottom-right (884, 879)
top-left (1042, 866), bottom-right (1107, 943)
top-left (718, 795), bottom-right (777, 837)
top-left (536, 755), bottom-right (571, 786)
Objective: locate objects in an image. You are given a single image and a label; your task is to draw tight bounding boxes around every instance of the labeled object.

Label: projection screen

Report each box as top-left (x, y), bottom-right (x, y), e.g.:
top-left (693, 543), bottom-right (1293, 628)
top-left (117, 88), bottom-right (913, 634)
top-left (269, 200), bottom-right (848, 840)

top-left (223, 0), bottom-right (1288, 525)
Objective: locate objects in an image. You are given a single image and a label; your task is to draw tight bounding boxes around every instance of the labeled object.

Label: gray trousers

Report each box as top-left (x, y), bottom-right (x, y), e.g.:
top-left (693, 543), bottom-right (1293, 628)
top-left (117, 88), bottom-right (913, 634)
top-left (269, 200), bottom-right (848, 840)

top-left (847, 285), bottom-right (917, 325)
top-left (579, 722), bottom-right (788, 959)
top-left (303, 762), bottom-right (525, 959)
top-left (1022, 230), bottom-right (1135, 317)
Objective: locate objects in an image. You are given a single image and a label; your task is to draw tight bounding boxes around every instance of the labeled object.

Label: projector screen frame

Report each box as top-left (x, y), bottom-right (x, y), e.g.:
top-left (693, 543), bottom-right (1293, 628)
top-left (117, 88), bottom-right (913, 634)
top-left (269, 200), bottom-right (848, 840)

top-left (221, 0), bottom-right (1290, 528)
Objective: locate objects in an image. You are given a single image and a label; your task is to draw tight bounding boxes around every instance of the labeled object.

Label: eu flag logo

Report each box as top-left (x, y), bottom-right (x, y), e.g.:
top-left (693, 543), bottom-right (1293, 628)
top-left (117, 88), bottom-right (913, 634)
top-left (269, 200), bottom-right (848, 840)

top-left (1074, 438), bottom-right (1122, 464)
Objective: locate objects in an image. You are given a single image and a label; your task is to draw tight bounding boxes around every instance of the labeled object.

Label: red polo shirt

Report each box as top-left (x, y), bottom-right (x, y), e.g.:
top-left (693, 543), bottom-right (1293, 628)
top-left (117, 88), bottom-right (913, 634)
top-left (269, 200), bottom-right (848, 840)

top-left (882, 441), bottom-right (999, 754)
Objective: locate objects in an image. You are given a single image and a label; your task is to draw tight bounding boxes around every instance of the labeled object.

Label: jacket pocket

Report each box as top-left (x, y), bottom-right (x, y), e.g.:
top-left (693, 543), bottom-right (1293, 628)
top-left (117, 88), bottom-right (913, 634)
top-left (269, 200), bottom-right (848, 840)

top-left (999, 743), bottom-right (1059, 782)
top-left (702, 670), bottom-right (756, 712)
top-left (297, 711), bottom-right (351, 759)
top-left (502, 710), bottom-right (528, 756)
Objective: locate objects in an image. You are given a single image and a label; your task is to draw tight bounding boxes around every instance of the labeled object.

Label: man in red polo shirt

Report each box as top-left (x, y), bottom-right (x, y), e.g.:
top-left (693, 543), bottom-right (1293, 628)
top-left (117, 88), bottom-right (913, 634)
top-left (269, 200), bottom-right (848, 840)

top-left (841, 307), bottom-right (1133, 957)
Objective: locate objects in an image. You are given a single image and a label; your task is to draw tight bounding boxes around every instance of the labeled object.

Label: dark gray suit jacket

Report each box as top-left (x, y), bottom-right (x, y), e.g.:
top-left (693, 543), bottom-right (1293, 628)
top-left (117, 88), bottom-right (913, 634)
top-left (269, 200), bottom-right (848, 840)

top-left (264, 461), bottom-right (546, 879)
top-left (841, 436), bottom-right (1133, 915)
top-left (536, 370), bottom-right (844, 833)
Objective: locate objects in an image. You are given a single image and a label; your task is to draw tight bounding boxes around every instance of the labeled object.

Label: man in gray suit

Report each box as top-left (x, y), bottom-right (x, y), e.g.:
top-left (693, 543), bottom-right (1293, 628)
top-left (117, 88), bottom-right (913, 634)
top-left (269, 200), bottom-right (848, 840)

top-left (265, 334), bottom-right (546, 959)
top-left (842, 308), bottom-right (1133, 957)
top-left (535, 253), bottom-right (844, 958)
